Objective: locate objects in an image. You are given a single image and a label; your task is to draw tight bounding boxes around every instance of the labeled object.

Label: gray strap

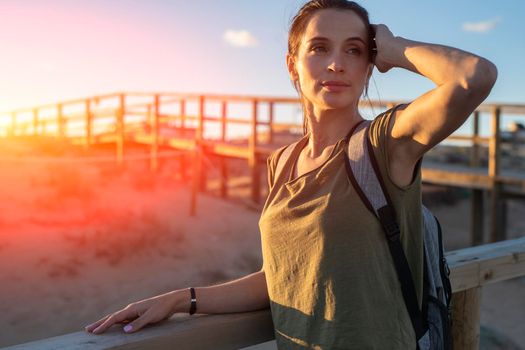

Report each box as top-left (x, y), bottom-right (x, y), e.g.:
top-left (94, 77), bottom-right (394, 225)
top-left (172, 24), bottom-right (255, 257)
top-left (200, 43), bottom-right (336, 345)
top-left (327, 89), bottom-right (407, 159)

top-left (346, 120), bottom-right (387, 217)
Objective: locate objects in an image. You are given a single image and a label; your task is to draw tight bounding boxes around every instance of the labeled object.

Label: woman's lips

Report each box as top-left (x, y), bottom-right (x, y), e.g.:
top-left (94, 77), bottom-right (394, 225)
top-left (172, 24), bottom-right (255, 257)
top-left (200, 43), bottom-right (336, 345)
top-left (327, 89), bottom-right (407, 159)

top-left (321, 81), bottom-right (350, 92)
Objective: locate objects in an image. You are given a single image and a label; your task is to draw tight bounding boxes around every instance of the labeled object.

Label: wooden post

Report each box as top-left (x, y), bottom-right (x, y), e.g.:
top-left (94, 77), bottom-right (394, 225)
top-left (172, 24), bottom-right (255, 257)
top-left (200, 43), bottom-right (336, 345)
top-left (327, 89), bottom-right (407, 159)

top-left (33, 108), bottom-right (39, 135)
top-left (470, 110), bottom-right (484, 246)
top-left (197, 96), bottom-right (206, 192)
top-left (220, 100), bottom-right (228, 199)
top-left (451, 287), bottom-right (481, 350)
top-left (57, 104), bottom-right (65, 139)
top-left (190, 148), bottom-right (202, 218)
top-left (489, 106), bottom-right (505, 242)
top-left (250, 99), bottom-right (260, 203)
top-left (268, 102), bottom-right (274, 144)
top-left (150, 95), bottom-right (160, 172)
top-left (180, 99), bottom-right (186, 129)
top-left (10, 112), bottom-right (16, 136)
top-left (470, 190), bottom-right (484, 246)
top-left (179, 98), bottom-right (187, 180)
top-left (470, 111), bottom-right (480, 168)
top-left (221, 100), bottom-right (227, 142)
top-left (116, 94), bottom-right (126, 165)
top-left (85, 100), bottom-right (92, 150)
top-left (190, 96), bottom-right (205, 216)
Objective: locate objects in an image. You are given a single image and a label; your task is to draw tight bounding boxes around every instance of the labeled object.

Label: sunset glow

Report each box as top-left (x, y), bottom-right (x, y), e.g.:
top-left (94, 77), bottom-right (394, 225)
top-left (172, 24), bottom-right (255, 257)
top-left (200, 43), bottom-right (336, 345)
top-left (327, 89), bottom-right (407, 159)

top-left (1, 2), bottom-right (524, 348)
top-left (0, 115), bottom-right (11, 136)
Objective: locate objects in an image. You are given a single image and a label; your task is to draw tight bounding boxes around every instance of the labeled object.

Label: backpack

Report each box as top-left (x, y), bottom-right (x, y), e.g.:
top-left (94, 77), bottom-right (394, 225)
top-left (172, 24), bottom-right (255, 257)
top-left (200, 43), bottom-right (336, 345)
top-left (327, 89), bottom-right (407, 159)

top-left (273, 106), bottom-right (453, 350)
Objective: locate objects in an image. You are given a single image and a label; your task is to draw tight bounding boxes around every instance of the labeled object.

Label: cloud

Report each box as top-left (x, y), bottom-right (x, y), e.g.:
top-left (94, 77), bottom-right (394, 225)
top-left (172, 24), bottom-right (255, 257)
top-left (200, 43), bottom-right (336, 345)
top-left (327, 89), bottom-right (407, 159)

top-left (462, 17), bottom-right (501, 33)
top-left (223, 29), bottom-right (258, 48)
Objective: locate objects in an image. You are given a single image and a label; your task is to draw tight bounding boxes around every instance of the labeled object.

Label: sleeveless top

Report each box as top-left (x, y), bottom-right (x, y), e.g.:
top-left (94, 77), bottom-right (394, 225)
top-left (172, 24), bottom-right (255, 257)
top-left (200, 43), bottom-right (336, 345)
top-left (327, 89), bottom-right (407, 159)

top-left (258, 108), bottom-right (424, 349)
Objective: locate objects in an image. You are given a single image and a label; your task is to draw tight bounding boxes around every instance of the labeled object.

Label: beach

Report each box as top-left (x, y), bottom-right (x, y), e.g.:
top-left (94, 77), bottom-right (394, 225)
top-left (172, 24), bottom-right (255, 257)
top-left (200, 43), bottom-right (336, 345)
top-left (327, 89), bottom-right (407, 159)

top-left (0, 137), bottom-right (523, 349)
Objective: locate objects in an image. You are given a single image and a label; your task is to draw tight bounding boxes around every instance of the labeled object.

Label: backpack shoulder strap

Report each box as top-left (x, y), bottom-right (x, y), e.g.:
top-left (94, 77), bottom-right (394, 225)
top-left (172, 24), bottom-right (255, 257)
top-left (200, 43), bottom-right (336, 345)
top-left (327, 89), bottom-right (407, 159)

top-left (344, 105), bottom-right (426, 342)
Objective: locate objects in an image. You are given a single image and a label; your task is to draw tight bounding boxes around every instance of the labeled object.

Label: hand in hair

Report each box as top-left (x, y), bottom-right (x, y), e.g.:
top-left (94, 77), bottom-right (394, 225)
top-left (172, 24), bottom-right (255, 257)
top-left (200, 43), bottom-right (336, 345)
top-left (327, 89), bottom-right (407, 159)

top-left (370, 24), bottom-right (396, 73)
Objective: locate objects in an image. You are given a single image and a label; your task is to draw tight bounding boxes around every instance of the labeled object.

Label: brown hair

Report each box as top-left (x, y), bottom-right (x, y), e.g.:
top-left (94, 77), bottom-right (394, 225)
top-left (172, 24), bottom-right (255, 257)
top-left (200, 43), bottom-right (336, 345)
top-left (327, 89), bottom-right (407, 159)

top-left (288, 0), bottom-right (375, 135)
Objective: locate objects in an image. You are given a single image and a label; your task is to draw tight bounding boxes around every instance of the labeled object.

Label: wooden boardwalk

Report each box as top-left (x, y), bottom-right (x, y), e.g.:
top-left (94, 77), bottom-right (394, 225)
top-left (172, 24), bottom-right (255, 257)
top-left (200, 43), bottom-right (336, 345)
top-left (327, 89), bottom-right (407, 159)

top-left (4, 236), bottom-right (525, 350)
top-left (2, 92), bottom-right (525, 244)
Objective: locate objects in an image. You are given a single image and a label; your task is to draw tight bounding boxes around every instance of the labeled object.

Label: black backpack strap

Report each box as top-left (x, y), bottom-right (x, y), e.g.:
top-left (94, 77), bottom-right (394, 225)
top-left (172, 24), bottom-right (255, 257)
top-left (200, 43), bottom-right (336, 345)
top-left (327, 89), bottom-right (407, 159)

top-left (364, 121), bottom-right (426, 341)
top-left (343, 106), bottom-right (426, 343)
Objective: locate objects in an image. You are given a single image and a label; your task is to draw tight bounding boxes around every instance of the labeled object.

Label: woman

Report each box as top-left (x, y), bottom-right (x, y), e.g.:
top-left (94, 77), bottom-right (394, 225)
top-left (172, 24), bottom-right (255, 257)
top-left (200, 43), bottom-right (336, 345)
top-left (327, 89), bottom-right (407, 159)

top-left (85, 0), bottom-right (497, 348)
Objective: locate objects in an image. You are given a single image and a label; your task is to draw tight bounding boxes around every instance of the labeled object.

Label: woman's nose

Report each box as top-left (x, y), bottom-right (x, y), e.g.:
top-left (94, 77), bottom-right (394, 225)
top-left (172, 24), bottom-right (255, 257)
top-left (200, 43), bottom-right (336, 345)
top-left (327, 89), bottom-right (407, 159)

top-left (327, 56), bottom-right (345, 73)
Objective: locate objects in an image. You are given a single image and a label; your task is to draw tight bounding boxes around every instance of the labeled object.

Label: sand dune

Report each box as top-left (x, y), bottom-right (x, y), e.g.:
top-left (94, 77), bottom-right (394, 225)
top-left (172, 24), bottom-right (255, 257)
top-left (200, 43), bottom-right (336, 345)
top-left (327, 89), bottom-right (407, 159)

top-left (0, 138), bottom-right (523, 349)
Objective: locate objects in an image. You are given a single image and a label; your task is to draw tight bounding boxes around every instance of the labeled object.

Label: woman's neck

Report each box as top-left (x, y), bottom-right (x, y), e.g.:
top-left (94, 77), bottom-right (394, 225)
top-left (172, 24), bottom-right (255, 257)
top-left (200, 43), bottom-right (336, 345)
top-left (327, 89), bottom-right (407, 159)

top-left (304, 104), bottom-right (363, 158)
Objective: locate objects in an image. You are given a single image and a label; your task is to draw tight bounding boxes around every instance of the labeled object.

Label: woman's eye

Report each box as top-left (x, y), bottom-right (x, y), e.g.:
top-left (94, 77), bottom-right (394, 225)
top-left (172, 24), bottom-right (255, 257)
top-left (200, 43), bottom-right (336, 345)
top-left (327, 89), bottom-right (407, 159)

top-left (311, 46), bottom-right (327, 52)
top-left (347, 48), bottom-right (361, 54)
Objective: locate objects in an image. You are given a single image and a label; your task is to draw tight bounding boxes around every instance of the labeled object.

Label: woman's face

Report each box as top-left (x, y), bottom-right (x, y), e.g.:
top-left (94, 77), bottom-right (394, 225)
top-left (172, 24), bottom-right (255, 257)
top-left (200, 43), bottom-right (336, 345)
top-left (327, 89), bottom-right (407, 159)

top-left (287, 9), bottom-right (372, 110)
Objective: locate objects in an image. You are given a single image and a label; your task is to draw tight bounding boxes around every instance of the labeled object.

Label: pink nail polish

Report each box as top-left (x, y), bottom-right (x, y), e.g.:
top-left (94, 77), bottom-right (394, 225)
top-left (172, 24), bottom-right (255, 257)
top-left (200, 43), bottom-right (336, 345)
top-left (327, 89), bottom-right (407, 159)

top-left (124, 325), bottom-right (133, 333)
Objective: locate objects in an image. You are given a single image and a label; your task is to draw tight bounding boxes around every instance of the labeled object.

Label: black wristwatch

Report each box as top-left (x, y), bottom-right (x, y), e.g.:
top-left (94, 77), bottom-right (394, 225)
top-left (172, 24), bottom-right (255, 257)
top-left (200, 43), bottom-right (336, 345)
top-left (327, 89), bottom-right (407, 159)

top-left (189, 287), bottom-right (197, 315)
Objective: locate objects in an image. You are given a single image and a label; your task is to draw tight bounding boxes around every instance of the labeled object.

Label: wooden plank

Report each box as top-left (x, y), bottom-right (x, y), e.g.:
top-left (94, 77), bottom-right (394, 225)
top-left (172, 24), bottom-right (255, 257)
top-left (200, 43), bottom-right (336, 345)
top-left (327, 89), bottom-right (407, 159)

top-left (0, 310), bottom-right (275, 350)
top-left (202, 142), bottom-right (251, 159)
top-left (421, 168), bottom-right (492, 189)
top-left (446, 237), bottom-right (525, 292)
top-left (4, 238), bottom-right (525, 350)
top-left (165, 138), bottom-right (195, 151)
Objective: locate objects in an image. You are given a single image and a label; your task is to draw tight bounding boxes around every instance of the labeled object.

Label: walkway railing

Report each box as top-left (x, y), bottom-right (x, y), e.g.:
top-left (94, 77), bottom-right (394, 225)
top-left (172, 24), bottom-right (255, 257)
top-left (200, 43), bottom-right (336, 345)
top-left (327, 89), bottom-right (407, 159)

top-left (1, 92), bottom-right (524, 244)
top-left (2, 236), bottom-right (524, 350)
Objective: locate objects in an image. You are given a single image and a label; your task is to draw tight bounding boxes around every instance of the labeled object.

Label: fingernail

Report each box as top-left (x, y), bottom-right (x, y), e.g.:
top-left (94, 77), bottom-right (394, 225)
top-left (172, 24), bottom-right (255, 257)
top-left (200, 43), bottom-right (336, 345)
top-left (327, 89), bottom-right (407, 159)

top-left (123, 325), bottom-right (133, 333)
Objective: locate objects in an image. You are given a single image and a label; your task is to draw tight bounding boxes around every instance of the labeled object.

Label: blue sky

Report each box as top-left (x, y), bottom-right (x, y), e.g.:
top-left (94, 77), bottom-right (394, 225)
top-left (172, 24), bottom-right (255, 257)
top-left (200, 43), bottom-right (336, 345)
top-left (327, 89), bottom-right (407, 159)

top-left (0, 0), bottom-right (523, 114)
top-left (116, 0), bottom-right (522, 103)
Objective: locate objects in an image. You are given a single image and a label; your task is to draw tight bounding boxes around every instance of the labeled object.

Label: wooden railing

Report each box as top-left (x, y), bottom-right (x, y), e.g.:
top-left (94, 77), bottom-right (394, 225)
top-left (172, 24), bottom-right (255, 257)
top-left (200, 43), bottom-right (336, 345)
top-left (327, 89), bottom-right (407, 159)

top-left (1, 92), bottom-right (525, 243)
top-left (2, 237), bottom-right (524, 350)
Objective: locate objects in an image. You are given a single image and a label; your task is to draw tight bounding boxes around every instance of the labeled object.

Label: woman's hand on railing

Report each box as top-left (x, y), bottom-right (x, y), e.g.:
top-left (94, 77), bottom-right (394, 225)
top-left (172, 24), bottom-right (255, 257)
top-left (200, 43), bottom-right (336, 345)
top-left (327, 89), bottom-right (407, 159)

top-left (84, 289), bottom-right (186, 334)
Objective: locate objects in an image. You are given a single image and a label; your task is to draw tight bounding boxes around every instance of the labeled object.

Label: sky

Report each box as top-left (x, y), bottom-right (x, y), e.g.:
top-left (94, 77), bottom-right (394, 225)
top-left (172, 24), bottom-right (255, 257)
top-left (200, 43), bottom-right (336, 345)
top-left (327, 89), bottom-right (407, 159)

top-left (0, 0), bottom-right (523, 121)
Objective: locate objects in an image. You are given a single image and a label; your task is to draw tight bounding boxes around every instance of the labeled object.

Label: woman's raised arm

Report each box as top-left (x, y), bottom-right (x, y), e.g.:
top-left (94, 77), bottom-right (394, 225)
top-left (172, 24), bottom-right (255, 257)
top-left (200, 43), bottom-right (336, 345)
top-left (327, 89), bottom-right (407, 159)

top-left (372, 24), bottom-right (497, 182)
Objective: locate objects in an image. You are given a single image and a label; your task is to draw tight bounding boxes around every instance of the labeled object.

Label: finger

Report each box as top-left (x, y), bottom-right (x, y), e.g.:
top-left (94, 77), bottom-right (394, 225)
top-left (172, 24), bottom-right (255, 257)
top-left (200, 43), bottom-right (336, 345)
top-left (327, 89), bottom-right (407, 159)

top-left (84, 314), bottom-right (111, 333)
top-left (85, 316), bottom-right (132, 332)
top-left (121, 308), bottom-right (156, 334)
top-left (92, 310), bottom-right (135, 334)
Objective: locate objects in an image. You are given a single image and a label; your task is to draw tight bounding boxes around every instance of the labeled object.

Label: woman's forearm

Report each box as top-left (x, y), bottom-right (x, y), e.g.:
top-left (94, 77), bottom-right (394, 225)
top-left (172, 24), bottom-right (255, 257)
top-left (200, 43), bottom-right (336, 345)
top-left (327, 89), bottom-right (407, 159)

top-left (383, 36), bottom-right (497, 89)
top-left (170, 270), bottom-right (270, 315)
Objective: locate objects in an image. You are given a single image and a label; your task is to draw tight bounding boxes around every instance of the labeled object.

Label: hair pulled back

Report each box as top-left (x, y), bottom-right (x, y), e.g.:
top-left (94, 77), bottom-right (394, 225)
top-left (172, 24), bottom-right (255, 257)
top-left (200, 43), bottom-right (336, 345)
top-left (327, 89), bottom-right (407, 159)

top-left (288, 0), bottom-right (375, 135)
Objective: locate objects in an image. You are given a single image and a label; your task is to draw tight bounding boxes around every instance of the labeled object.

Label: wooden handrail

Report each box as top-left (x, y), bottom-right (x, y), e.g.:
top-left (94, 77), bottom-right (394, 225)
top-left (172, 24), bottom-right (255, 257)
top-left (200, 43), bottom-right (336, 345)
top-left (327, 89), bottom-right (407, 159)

top-left (1, 92), bottom-right (524, 241)
top-left (3, 237), bottom-right (524, 350)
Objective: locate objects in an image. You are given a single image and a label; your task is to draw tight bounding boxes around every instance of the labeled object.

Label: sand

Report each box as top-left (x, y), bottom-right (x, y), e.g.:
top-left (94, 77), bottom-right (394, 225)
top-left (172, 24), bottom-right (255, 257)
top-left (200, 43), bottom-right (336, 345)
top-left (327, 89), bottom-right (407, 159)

top-left (0, 137), bottom-right (523, 349)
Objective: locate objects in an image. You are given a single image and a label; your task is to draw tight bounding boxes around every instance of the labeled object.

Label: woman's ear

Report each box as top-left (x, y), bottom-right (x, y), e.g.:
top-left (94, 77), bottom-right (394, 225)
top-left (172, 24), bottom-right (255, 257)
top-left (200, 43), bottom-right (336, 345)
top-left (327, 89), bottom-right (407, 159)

top-left (286, 53), bottom-right (298, 81)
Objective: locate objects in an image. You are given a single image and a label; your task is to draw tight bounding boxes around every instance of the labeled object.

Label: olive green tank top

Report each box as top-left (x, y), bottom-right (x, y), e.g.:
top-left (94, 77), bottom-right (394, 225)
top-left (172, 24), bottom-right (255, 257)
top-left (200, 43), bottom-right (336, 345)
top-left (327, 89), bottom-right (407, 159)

top-left (258, 109), bottom-right (424, 349)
